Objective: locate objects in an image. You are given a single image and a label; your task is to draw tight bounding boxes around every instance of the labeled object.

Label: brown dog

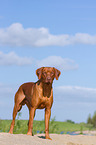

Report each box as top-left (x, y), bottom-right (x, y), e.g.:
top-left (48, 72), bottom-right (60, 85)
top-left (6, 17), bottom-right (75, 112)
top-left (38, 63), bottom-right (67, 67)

top-left (9, 67), bottom-right (61, 139)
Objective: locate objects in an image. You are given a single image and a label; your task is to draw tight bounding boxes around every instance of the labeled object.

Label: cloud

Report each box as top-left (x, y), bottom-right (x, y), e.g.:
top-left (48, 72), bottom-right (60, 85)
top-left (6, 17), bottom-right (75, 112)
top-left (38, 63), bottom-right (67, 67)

top-left (0, 51), bottom-right (32, 66)
top-left (55, 85), bottom-right (96, 102)
top-left (36, 56), bottom-right (78, 71)
top-left (0, 51), bottom-right (78, 70)
top-left (0, 23), bottom-right (96, 47)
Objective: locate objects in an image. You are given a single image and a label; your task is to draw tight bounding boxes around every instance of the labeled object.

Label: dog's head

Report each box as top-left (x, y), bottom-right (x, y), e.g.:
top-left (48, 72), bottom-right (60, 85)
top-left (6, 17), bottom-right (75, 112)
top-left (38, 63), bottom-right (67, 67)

top-left (36, 67), bottom-right (61, 84)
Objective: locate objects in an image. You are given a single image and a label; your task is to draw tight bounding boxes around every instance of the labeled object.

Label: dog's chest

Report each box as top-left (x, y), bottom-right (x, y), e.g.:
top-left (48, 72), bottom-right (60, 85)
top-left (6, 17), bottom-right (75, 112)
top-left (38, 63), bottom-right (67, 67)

top-left (35, 84), bottom-right (53, 109)
top-left (38, 97), bottom-right (50, 109)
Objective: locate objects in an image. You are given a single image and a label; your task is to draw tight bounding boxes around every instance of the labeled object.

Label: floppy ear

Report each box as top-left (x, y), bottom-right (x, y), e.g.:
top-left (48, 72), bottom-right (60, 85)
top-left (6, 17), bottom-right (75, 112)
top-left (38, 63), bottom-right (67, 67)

top-left (54, 68), bottom-right (61, 80)
top-left (36, 67), bottom-right (44, 79)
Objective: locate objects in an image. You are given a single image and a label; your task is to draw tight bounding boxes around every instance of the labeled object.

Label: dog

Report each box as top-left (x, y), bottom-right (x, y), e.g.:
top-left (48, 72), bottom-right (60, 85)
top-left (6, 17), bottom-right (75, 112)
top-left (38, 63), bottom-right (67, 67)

top-left (9, 67), bottom-right (61, 139)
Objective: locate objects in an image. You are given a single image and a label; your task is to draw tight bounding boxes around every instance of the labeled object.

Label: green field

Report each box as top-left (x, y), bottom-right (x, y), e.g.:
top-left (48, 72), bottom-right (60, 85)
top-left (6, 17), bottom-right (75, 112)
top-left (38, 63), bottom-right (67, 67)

top-left (0, 118), bottom-right (94, 135)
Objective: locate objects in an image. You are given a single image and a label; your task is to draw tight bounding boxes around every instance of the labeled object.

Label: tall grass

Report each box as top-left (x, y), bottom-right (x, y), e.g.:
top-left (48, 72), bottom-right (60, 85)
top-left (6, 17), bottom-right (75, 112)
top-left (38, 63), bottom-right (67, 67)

top-left (0, 118), bottom-right (94, 134)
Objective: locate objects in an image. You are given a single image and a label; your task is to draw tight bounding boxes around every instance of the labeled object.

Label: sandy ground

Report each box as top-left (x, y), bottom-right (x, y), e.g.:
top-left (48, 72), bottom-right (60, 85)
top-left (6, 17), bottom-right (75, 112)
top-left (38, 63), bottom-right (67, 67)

top-left (0, 132), bottom-right (96, 145)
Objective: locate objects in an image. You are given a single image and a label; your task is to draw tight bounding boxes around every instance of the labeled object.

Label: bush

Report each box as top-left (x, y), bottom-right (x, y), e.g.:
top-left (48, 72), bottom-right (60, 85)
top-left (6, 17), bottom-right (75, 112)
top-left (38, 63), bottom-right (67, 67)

top-left (87, 114), bottom-right (92, 124)
top-left (66, 120), bottom-right (75, 124)
top-left (92, 111), bottom-right (96, 128)
top-left (87, 111), bottom-right (96, 128)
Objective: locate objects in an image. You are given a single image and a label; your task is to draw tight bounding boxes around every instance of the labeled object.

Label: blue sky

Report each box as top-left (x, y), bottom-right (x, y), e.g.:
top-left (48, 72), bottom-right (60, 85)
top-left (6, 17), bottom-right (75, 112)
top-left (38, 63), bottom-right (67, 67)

top-left (0, 0), bottom-right (96, 123)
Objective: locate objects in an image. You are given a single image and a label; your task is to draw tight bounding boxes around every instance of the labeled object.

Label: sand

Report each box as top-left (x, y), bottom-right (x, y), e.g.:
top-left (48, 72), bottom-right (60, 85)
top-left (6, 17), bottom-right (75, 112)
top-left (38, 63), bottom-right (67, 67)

top-left (0, 132), bottom-right (96, 145)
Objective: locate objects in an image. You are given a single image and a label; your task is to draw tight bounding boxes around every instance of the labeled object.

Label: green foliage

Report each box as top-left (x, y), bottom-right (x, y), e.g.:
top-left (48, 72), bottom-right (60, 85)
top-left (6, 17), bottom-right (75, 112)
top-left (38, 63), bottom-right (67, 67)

top-left (13, 120), bottom-right (28, 134)
top-left (0, 117), bottom-right (95, 134)
top-left (66, 120), bottom-right (75, 124)
top-left (0, 120), bottom-right (11, 132)
top-left (92, 111), bottom-right (96, 128)
top-left (14, 112), bottom-right (23, 133)
top-left (33, 120), bottom-right (45, 134)
top-left (87, 114), bottom-right (92, 124)
top-left (0, 119), bottom-right (2, 131)
top-left (49, 116), bottom-right (59, 133)
top-left (80, 125), bottom-right (83, 134)
top-left (87, 111), bottom-right (96, 128)
top-left (17, 112), bottom-right (22, 120)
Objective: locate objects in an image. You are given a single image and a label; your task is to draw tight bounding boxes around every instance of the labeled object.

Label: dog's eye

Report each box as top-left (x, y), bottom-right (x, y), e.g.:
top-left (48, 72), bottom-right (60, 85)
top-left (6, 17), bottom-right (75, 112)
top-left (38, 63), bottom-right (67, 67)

top-left (51, 72), bottom-right (54, 76)
top-left (43, 72), bottom-right (46, 76)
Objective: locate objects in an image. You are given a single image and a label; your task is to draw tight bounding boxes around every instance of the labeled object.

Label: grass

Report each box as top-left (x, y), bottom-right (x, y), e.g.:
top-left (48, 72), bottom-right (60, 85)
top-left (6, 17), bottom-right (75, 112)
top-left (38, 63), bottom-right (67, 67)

top-left (0, 118), bottom-right (94, 135)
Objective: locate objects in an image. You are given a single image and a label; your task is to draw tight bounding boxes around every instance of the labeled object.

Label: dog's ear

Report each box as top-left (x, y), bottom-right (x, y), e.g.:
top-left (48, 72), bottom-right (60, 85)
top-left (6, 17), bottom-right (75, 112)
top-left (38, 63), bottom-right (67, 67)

top-left (54, 68), bottom-right (61, 80)
top-left (36, 67), bottom-right (44, 79)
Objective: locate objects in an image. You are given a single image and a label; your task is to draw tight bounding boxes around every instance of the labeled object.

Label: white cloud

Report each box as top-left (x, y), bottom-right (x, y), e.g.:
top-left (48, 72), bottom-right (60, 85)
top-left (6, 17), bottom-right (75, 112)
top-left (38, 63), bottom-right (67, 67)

top-left (36, 56), bottom-right (78, 71)
top-left (0, 23), bottom-right (96, 47)
top-left (0, 51), bottom-right (78, 70)
top-left (55, 85), bottom-right (96, 100)
top-left (0, 51), bottom-right (32, 66)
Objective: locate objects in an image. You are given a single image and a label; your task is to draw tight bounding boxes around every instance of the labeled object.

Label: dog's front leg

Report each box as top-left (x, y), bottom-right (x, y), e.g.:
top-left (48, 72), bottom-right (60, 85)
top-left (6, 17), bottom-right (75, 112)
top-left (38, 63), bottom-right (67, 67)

top-left (45, 108), bottom-right (52, 140)
top-left (27, 107), bottom-right (36, 135)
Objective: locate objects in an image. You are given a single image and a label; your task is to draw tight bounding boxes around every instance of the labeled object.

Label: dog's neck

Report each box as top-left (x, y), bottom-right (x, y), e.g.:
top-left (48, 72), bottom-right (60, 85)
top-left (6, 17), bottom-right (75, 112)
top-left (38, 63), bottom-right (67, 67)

top-left (42, 82), bottom-right (52, 98)
top-left (37, 80), bottom-right (52, 98)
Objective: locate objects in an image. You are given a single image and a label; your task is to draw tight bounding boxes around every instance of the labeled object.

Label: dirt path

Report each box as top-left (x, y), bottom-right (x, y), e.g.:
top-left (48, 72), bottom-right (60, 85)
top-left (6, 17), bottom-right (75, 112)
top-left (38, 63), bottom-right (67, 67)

top-left (0, 133), bottom-right (96, 145)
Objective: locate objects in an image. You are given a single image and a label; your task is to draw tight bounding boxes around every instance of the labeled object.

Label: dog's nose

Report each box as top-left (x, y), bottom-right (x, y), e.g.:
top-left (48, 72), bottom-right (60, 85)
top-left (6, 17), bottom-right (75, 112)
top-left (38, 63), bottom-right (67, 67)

top-left (47, 77), bottom-right (51, 81)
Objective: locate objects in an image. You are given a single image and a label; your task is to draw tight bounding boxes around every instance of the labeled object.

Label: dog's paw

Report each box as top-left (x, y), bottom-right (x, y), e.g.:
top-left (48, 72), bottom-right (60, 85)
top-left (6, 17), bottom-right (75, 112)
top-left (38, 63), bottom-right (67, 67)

top-left (46, 136), bottom-right (52, 140)
top-left (9, 130), bottom-right (13, 134)
top-left (27, 132), bottom-right (32, 136)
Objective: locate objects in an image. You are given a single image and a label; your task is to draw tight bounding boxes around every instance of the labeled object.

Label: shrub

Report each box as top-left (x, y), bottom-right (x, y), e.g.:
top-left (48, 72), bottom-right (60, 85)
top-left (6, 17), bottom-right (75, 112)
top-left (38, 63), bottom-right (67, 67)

top-left (92, 111), bottom-right (96, 128)
top-left (66, 120), bottom-right (75, 124)
top-left (87, 111), bottom-right (96, 128)
top-left (87, 114), bottom-right (92, 124)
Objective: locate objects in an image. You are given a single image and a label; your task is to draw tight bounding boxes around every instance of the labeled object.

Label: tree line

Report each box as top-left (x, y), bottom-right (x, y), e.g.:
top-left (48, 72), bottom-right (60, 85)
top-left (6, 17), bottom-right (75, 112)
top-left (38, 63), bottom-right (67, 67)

top-left (87, 111), bottom-right (96, 127)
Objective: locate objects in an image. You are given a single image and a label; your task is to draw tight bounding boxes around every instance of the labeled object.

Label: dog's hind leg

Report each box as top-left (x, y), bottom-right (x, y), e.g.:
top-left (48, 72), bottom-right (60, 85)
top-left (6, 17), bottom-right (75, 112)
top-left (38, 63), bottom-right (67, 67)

top-left (9, 104), bottom-right (19, 133)
top-left (9, 90), bottom-right (25, 134)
